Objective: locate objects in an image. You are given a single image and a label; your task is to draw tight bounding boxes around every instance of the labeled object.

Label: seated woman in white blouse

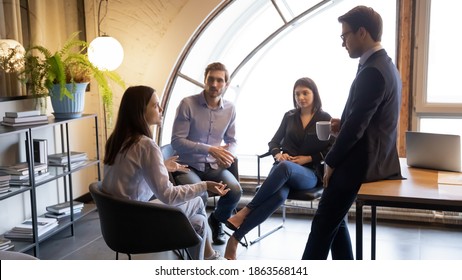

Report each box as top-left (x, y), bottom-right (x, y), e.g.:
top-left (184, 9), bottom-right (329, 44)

top-left (102, 85), bottom-right (228, 260)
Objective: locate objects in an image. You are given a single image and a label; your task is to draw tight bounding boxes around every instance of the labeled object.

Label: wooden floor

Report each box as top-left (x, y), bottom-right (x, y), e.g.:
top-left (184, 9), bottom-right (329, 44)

top-left (27, 207), bottom-right (462, 260)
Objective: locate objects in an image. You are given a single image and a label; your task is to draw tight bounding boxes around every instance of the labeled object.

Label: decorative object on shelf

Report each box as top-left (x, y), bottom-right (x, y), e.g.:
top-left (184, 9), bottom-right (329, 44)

top-left (49, 82), bottom-right (89, 118)
top-left (88, 0), bottom-right (124, 71)
top-left (0, 39), bottom-right (25, 73)
top-left (2, 110), bottom-right (49, 127)
top-left (18, 32), bottom-right (125, 118)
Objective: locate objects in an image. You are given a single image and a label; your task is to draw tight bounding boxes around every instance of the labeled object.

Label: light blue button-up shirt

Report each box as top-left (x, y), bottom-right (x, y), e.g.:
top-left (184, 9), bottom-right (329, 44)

top-left (171, 92), bottom-right (237, 171)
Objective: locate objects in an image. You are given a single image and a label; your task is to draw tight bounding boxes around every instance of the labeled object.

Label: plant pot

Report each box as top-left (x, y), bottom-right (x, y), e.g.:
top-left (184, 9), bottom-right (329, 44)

top-left (50, 82), bottom-right (89, 119)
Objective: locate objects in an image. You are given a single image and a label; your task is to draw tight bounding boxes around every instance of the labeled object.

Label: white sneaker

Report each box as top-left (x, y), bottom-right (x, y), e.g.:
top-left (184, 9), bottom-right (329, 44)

top-left (205, 250), bottom-right (226, 260)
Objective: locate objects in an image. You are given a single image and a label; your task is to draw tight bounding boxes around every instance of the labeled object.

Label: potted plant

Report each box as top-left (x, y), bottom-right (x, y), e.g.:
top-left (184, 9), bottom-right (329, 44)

top-left (19, 32), bottom-right (125, 119)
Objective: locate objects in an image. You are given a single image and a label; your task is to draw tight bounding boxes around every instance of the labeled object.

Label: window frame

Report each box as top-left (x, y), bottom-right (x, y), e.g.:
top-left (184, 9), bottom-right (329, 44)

top-left (413, 0), bottom-right (462, 131)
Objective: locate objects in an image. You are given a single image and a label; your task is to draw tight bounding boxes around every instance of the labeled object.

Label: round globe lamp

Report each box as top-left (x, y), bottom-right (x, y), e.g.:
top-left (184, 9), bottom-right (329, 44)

top-left (88, 36), bottom-right (124, 71)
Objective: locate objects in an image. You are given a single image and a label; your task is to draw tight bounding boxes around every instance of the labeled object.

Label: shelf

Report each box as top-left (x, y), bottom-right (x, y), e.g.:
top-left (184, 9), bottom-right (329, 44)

top-left (35, 160), bottom-right (100, 188)
top-left (0, 114), bottom-right (101, 257)
top-left (0, 114), bottom-right (97, 136)
top-left (37, 203), bottom-right (97, 243)
top-left (0, 186), bottom-right (31, 201)
top-left (0, 203), bottom-right (96, 253)
top-left (5, 160), bottom-right (100, 189)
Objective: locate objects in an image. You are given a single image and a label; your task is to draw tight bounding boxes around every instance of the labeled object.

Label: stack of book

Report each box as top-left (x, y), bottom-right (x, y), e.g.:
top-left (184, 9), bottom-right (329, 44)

top-left (0, 173), bottom-right (10, 194)
top-left (4, 217), bottom-right (58, 241)
top-left (0, 237), bottom-right (14, 251)
top-left (0, 162), bottom-right (50, 186)
top-left (45, 201), bottom-right (84, 220)
top-left (48, 151), bottom-right (88, 169)
top-left (1, 110), bottom-right (49, 127)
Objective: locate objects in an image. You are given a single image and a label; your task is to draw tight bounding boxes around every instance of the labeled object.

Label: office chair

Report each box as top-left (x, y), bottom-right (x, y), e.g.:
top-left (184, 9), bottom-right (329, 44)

top-left (160, 144), bottom-right (248, 247)
top-left (250, 151), bottom-right (324, 245)
top-left (89, 182), bottom-right (200, 260)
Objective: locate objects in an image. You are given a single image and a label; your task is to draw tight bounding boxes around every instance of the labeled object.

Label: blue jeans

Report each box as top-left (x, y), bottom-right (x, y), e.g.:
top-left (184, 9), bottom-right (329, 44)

top-left (174, 165), bottom-right (242, 223)
top-left (233, 161), bottom-right (318, 241)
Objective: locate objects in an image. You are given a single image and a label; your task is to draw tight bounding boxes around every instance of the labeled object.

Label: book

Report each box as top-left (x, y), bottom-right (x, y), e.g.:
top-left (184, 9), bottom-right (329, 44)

top-left (0, 173), bottom-right (11, 181)
top-left (9, 171), bottom-right (52, 186)
top-left (25, 139), bottom-right (48, 164)
top-left (4, 110), bottom-right (41, 118)
top-left (3, 114), bottom-right (48, 123)
top-left (48, 151), bottom-right (88, 164)
top-left (34, 139), bottom-right (48, 164)
top-left (46, 201), bottom-right (84, 214)
top-left (0, 243), bottom-right (14, 251)
top-left (0, 181), bottom-right (9, 187)
top-left (1, 119), bottom-right (49, 127)
top-left (45, 208), bottom-right (82, 220)
top-left (0, 237), bottom-right (14, 251)
top-left (4, 217), bottom-right (58, 241)
top-left (0, 187), bottom-right (10, 194)
top-left (0, 162), bottom-right (48, 176)
top-left (49, 160), bottom-right (87, 170)
top-left (0, 237), bottom-right (12, 247)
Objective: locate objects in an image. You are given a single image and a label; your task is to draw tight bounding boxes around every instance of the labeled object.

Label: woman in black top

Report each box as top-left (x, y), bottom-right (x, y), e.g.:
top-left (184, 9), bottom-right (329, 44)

top-left (224, 77), bottom-right (334, 259)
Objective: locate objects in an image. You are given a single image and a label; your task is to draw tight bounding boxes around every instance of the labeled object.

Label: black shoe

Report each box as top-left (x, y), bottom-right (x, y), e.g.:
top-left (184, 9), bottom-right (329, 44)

top-left (208, 213), bottom-right (226, 245)
top-left (225, 220), bottom-right (238, 231)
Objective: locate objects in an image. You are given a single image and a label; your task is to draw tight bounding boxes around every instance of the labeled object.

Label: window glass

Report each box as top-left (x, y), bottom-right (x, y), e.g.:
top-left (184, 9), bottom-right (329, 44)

top-left (415, 0), bottom-right (462, 138)
top-left (180, 0), bottom-right (282, 82)
top-left (160, 77), bottom-right (202, 144)
top-left (426, 1), bottom-right (462, 103)
top-left (273, 0), bottom-right (324, 21)
top-left (419, 118), bottom-right (462, 136)
top-left (163, 0), bottom-right (397, 176)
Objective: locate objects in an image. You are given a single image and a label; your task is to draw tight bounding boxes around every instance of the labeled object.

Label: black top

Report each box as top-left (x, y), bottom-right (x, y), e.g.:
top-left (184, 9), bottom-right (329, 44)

top-left (268, 109), bottom-right (334, 172)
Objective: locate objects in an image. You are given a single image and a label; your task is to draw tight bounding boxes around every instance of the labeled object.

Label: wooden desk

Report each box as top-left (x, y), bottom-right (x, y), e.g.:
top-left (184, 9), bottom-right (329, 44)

top-left (355, 159), bottom-right (462, 260)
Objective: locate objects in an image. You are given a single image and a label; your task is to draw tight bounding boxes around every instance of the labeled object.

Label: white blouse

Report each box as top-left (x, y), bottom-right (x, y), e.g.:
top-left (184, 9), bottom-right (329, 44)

top-left (102, 136), bottom-right (207, 205)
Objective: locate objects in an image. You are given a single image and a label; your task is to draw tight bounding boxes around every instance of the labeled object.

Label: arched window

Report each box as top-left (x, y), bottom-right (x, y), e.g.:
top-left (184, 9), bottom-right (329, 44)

top-left (160, 0), bottom-right (397, 177)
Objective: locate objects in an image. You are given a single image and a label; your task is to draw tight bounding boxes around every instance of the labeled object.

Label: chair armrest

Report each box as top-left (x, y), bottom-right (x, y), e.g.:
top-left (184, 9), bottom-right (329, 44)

top-left (257, 151), bottom-right (272, 159)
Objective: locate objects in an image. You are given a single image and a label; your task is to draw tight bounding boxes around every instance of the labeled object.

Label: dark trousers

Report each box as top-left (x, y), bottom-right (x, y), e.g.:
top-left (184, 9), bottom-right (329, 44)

top-left (302, 163), bottom-right (364, 260)
top-left (174, 164), bottom-right (242, 222)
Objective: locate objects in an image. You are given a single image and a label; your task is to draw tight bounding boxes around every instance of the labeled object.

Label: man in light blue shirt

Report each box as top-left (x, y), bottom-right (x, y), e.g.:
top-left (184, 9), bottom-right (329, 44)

top-left (171, 62), bottom-right (242, 245)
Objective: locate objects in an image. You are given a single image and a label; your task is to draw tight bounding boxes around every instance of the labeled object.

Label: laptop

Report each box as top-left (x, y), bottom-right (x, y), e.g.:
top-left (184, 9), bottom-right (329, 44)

top-left (406, 131), bottom-right (461, 172)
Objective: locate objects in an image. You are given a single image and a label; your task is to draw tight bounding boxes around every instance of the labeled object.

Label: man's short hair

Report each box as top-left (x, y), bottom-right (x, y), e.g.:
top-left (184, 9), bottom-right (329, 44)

top-left (338, 5), bottom-right (383, 42)
top-left (204, 62), bottom-right (230, 83)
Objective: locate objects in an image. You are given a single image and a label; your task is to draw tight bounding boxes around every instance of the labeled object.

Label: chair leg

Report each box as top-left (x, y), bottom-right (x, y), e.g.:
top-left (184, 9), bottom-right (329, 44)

top-left (173, 249), bottom-right (193, 260)
top-left (185, 248), bottom-right (193, 260)
top-left (116, 252), bottom-right (131, 260)
top-left (249, 204), bottom-right (285, 245)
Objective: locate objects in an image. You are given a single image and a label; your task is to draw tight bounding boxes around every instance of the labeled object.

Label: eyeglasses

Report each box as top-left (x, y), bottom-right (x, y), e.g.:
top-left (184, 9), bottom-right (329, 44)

top-left (340, 31), bottom-right (353, 41)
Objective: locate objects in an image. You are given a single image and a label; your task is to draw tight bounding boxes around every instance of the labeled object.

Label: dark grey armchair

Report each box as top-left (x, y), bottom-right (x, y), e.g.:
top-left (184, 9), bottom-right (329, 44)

top-left (89, 181), bottom-right (200, 260)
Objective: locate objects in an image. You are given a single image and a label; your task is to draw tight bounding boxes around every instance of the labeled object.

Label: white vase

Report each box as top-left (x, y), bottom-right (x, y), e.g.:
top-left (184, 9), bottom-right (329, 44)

top-left (50, 82), bottom-right (89, 119)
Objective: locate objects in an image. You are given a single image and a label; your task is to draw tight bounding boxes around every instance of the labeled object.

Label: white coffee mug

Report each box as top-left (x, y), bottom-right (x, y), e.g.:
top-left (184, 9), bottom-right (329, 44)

top-left (316, 121), bottom-right (331, 141)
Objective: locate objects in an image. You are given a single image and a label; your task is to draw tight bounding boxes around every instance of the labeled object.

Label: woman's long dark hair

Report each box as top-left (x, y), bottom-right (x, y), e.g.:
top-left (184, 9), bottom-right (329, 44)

top-left (292, 77), bottom-right (322, 113)
top-left (104, 86), bottom-right (155, 165)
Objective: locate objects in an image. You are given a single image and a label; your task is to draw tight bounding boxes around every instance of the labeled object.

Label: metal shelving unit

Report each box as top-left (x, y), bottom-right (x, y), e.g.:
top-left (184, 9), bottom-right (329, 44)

top-left (0, 114), bottom-right (101, 257)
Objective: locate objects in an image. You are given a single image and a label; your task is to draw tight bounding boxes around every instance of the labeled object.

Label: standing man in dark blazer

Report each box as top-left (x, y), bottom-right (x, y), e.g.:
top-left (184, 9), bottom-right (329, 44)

top-left (302, 6), bottom-right (402, 260)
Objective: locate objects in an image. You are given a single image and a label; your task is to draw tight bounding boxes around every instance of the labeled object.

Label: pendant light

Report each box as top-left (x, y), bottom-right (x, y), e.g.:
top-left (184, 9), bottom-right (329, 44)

top-left (88, 0), bottom-right (124, 71)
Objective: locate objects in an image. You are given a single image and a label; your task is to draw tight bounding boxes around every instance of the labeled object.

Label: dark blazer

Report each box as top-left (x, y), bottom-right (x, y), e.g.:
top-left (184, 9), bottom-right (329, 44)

top-left (324, 49), bottom-right (402, 183)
